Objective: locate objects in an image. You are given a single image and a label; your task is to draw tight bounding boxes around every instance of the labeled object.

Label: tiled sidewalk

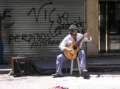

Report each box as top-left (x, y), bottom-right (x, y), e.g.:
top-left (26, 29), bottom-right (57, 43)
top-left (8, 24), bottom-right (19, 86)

top-left (0, 73), bottom-right (120, 89)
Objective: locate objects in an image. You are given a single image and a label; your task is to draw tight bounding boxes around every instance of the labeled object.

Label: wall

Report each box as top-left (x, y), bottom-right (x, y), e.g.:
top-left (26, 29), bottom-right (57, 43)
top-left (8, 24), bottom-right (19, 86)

top-left (86, 0), bottom-right (99, 56)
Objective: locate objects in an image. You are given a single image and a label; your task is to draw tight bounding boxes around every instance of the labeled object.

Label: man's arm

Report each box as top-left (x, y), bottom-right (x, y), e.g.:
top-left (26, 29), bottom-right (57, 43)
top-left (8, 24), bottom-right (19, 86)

top-left (83, 33), bottom-right (92, 42)
top-left (59, 35), bottom-right (72, 51)
top-left (59, 38), bottom-right (66, 51)
top-left (77, 33), bottom-right (92, 51)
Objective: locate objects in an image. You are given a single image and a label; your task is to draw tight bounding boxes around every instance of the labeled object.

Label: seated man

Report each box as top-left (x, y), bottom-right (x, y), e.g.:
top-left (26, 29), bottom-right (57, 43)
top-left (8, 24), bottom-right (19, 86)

top-left (52, 24), bottom-right (92, 77)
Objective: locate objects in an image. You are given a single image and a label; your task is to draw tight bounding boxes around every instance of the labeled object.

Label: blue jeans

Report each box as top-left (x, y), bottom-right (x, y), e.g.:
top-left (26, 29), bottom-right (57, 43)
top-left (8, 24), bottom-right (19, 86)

top-left (56, 49), bottom-right (86, 74)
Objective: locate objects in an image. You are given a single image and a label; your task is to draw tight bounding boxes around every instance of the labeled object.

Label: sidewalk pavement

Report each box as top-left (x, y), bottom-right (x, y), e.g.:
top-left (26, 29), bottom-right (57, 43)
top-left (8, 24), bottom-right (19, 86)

top-left (0, 72), bottom-right (120, 89)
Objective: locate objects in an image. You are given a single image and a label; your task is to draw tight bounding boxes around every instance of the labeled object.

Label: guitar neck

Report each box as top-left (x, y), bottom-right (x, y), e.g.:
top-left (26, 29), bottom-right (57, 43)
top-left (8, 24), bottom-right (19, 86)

top-left (77, 35), bottom-right (84, 46)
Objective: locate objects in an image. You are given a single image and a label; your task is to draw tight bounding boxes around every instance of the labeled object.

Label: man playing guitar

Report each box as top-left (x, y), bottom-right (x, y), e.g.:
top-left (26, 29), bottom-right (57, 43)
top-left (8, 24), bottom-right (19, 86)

top-left (52, 24), bottom-right (92, 78)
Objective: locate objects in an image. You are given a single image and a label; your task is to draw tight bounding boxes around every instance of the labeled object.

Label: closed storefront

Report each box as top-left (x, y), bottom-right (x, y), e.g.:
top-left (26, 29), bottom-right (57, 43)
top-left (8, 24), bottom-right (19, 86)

top-left (0, 0), bottom-right (86, 63)
top-left (1, 0), bottom-right (120, 69)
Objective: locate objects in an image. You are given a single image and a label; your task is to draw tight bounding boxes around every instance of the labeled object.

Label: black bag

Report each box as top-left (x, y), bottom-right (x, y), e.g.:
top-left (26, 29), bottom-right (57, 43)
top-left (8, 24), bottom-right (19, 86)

top-left (12, 58), bottom-right (32, 77)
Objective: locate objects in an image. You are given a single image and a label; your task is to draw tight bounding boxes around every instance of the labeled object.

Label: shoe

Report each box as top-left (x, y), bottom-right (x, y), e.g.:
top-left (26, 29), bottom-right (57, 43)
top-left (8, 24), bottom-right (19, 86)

top-left (82, 69), bottom-right (88, 72)
top-left (81, 69), bottom-right (90, 79)
top-left (52, 73), bottom-right (63, 78)
top-left (81, 69), bottom-right (87, 76)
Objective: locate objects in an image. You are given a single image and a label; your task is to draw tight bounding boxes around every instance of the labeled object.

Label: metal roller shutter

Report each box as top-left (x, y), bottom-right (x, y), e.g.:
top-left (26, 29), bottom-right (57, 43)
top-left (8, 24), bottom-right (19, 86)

top-left (0, 0), bottom-right (85, 62)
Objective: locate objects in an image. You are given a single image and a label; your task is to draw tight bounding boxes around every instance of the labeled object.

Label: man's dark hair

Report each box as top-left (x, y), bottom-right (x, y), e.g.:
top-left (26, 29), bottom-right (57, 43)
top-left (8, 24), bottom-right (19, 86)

top-left (69, 24), bottom-right (79, 32)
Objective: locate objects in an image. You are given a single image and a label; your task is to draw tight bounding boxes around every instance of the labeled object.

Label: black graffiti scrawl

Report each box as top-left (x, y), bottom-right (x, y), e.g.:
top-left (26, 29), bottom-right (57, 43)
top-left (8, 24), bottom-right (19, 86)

top-left (0, 8), bottom-right (14, 63)
top-left (9, 1), bottom-right (84, 48)
top-left (27, 1), bottom-right (53, 22)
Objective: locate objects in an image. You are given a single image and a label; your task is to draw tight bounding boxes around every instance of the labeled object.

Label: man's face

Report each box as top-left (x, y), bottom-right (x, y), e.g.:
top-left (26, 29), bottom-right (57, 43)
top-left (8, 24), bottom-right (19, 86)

top-left (70, 30), bottom-right (77, 38)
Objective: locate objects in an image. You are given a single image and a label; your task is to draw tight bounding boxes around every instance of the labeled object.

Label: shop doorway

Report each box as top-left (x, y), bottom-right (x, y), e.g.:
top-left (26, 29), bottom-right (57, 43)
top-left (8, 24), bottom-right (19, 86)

top-left (99, 1), bottom-right (120, 55)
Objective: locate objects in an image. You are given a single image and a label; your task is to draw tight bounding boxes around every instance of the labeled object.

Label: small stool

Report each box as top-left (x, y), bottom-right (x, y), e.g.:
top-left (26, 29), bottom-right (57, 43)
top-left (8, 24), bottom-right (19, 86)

top-left (70, 57), bottom-right (81, 75)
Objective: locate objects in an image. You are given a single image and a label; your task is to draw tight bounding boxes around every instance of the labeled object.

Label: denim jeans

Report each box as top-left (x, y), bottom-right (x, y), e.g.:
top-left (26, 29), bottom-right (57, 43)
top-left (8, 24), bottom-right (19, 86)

top-left (56, 49), bottom-right (86, 74)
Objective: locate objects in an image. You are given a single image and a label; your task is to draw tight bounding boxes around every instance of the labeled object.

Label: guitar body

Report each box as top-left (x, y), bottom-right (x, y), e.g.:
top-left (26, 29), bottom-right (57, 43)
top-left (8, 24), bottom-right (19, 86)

top-left (63, 32), bottom-right (90, 60)
top-left (64, 42), bottom-right (78, 60)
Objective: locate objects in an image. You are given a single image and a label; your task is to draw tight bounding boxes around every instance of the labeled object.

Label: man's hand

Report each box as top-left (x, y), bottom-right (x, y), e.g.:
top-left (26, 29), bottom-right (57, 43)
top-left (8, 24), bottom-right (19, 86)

top-left (64, 47), bottom-right (72, 51)
top-left (84, 32), bottom-right (92, 41)
top-left (84, 33), bottom-right (89, 37)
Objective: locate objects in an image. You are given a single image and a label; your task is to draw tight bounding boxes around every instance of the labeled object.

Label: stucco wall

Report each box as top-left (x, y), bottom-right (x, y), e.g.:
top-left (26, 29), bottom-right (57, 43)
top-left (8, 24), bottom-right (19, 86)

top-left (86, 0), bottom-right (99, 56)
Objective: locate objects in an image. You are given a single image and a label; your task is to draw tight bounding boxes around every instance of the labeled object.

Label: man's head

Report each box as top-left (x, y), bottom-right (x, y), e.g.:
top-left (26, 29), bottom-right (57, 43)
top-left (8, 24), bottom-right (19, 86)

top-left (68, 24), bottom-right (78, 37)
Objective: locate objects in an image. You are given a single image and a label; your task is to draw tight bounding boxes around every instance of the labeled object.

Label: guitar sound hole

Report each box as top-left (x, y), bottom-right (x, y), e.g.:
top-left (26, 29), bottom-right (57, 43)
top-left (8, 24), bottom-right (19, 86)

top-left (73, 45), bottom-right (77, 50)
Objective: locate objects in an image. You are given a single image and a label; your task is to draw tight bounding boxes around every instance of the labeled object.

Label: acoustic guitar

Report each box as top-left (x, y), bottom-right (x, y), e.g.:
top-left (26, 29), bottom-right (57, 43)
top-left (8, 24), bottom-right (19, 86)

top-left (64, 33), bottom-right (88, 60)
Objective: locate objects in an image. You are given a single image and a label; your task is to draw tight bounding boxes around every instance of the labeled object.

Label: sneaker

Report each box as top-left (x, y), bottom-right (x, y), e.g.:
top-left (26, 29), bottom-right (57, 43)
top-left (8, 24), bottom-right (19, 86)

top-left (81, 69), bottom-right (90, 79)
top-left (82, 69), bottom-right (88, 72)
top-left (52, 73), bottom-right (63, 78)
top-left (81, 69), bottom-right (87, 76)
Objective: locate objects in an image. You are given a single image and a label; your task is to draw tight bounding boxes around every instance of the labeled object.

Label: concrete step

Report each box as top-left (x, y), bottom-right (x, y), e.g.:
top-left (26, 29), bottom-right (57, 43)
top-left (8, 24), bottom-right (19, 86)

top-left (0, 65), bottom-right (11, 74)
